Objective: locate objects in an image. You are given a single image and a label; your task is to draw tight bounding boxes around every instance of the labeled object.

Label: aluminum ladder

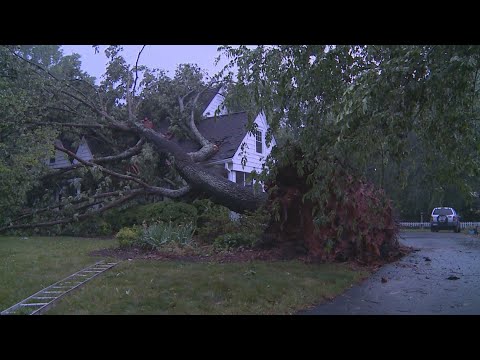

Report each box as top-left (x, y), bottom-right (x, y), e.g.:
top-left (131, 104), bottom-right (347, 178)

top-left (1, 260), bottom-right (118, 315)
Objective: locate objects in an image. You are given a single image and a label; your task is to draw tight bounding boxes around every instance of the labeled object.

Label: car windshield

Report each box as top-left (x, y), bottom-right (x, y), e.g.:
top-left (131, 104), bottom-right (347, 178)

top-left (433, 208), bottom-right (453, 215)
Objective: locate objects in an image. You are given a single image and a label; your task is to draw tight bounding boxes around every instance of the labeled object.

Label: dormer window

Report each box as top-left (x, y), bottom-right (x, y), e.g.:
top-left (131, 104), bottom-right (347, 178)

top-left (49, 157), bottom-right (56, 164)
top-left (255, 131), bottom-right (262, 153)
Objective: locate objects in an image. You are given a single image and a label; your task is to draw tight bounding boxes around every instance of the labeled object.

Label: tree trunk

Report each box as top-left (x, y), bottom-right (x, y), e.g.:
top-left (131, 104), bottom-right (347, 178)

top-left (133, 124), bottom-right (267, 213)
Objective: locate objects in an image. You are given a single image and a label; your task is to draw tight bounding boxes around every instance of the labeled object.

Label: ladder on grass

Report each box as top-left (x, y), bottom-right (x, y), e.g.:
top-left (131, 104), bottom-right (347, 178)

top-left (1, 260), bottom-right (118, 315)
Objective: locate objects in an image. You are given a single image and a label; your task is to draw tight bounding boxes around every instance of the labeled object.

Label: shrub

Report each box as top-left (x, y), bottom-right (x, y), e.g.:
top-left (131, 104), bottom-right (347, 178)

top-left (194, 199), bottom-right (237, 243)
top-left (104, 207), bottom-right (137, 232)
top-left (213, 232), bottom-right (259, 251)
top-left (116, 226), bottom-right (142, 248)
top-left (239, 208), bottom-right (270, 238)
top-left (105, 201), bottom-right (198, 230)
top-left (139, 222), bottom-right (195, 250)
top-left (58, 218), bottom-right (113, 237)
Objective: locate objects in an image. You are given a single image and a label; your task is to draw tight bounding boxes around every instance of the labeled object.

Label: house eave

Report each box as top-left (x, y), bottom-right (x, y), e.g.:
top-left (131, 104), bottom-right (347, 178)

top-left (203, 157), bottom-right (232, 166)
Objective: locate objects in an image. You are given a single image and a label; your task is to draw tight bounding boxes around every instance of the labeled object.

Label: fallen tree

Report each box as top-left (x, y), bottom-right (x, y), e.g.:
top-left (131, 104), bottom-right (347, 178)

top-left (261, 143), bottom-right (404, 263)
top-left (3, 45), bottom-right (478, 264)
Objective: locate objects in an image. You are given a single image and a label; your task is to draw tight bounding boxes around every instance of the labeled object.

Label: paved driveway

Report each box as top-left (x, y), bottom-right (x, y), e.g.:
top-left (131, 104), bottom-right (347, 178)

top-left (298, 231), bottom-right (480, 314)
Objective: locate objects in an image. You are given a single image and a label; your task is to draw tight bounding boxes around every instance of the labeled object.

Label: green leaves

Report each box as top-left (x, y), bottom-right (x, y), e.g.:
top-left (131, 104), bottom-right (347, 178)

top-left (220, 45), bottom-right (480, 221)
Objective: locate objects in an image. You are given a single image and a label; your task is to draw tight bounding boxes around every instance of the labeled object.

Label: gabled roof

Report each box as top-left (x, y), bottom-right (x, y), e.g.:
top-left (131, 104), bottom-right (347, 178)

top-left (183, 85), bottom-right (223, 115)
top-left (58, 131), bottom-right (138, 161)
top-left (156, 112), bottom-right (250, 162)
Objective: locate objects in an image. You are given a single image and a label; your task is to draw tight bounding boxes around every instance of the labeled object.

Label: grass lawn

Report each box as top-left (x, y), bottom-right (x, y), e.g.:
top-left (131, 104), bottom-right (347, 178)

top-left (0, 236), bottom-right (116, 311)
top-left (1, 236), bottom-right (370, 315)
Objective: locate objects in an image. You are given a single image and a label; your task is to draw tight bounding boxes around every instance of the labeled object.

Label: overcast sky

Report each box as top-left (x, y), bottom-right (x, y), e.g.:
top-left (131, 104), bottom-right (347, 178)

top-left (61, 45), bottom-right (233, 83)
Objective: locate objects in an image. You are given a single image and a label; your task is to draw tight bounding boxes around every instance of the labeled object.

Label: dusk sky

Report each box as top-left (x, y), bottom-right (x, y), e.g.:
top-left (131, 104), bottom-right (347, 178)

top-left (61, 45), bottom-right (234, 83)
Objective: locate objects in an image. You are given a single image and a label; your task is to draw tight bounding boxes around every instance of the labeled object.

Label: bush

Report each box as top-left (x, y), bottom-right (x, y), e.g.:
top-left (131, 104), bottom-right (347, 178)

top-left (116, 226), bottom-right (142, 248)
top-left (58, 218), bottom-right (113, 237)
top-left (194, 199), bottom-right (236, 243)
top-left (105, 201), bottom-right (198, 230)
top-left (104, 207), bottom-right (137, 232)
top-left (139, 222), bottom-right (195, 250)
top-left (213, 232), bottom-right (258, 251)
top-left (239, 209), bottom-right (270, 238)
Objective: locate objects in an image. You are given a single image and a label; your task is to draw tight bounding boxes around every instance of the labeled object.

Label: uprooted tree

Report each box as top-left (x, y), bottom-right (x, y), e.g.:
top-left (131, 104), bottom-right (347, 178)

top-left (1, 45), bottom-right (479, 263)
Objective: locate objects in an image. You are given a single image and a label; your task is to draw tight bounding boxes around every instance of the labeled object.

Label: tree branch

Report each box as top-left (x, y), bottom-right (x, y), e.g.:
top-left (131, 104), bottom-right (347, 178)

top-left (182, 83), bottom-right (223, 162)
top-left (29, 120), bottom-right (131, 132)
top-left (0, 189), bottom-right (144, 233)
top-left (54, 142), bottom-right (190, 199)
top-left (94, 138), bottom-right (145, 164)
top-left (42, 139), bottom-right (144, 179)
top-left (133, 45), bottom-right (146, 97)
top-left (54, 143), bottom-right (152, 188)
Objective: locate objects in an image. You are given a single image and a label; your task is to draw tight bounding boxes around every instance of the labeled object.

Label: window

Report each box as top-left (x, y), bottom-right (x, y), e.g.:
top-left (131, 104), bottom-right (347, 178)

top-left (235, 171), bottom-right (255, 187)
top-left (49, 157), bottom-right (56, 164)
top-left (255, 130), bottom-right (262, 153)
top-left (236, 171), bottom-right (245, 185)
top-left (433, 208), bottom-right (454, 215)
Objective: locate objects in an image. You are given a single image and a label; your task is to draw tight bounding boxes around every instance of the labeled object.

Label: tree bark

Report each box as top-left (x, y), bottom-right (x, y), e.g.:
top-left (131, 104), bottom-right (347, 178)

top-left (131, 124), bottom-right (267, 213)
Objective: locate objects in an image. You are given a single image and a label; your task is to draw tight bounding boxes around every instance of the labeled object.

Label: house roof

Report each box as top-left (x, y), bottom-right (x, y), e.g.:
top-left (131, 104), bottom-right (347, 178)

top-left (156, 111), bottom-right (250, 162)
top-left (182, 85), bottom-right (223, 115)
top-left (58, 131), bottom-right (138, 160)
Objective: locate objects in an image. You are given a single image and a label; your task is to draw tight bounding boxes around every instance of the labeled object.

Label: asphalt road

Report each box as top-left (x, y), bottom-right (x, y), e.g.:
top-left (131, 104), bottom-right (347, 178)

top-left (298, 230), bottom-right (480, 315)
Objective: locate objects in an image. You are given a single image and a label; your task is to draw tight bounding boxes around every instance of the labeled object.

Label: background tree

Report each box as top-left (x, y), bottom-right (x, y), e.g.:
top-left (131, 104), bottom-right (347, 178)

top-left (220, 45), bottom-right (480, 219)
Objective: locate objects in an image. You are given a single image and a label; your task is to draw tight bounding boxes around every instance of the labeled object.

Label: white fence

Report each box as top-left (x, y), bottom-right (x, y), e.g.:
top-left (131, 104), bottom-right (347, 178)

top-left (399, 222), bottom-right (480, 229)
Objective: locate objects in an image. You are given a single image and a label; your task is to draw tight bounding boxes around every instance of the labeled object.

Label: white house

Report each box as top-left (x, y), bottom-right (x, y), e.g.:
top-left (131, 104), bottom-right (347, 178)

top-left (45, 137), bottom-right (95, 201)
top-left (159, 86), bottom-right (277, 189)
top-left (47, 86), bottom-right (276, 195)
top-left (45, 139), bottom-right (72, 169)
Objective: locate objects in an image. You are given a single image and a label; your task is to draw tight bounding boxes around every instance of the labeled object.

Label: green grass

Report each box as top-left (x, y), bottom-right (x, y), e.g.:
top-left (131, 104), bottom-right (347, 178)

top-left (0, 236), bottom-right (116, 311)
top-left (1, 236), bottom-right (369, 315)
top-left (49, 260), bottom-right (368, 315)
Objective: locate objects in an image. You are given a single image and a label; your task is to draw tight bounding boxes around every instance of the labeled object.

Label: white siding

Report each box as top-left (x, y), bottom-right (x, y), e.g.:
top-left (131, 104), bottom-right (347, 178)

top-left (202, 92), bottom-right (228, 117)
top-left (231, 113), bottom-right (276, 174)
top-left (73, 137), bottom-right (93, 164)
top-left (46, 149), bottom-right (71, 169)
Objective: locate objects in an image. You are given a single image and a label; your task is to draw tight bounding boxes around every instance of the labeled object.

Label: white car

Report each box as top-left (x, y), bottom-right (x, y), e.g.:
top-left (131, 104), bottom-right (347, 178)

top-left (430, 207), bottom-right (461, 233)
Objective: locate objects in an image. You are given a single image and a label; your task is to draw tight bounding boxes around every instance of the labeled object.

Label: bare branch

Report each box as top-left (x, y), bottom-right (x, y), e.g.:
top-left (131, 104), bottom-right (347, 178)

top-left (126, 76), bottom-right (133, 121)
top-left (29, 120), bottom-right (131, 132)
top-left (178, 89), bottom-right (197, 112)
top-left (11, 189), bottom-right (144, 224)
top-left (54, 144), bottom-right (150, 188)
top-left (32, 121), bottom-right (106, 129)
top-left (54, 143), bottom-right (152, 188)
top-left (95, 138), bottom-right (145, 164)
top-left (42, 138), bottom-right (145, 179)
top-left (54, 142), bottom-right (190, 199)
top-left (133, 45), bottom-right (146, 97)
top-left (0, 190), bottom-right (144, 233)
top-left (179, 84), bottom-right (224, 162)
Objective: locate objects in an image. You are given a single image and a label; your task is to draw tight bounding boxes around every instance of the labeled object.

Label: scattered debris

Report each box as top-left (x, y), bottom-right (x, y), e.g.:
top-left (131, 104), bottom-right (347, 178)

top-left (447, 276), bottom-right (460, 280)
top-left (381, 277), bottom-right (388, 283)
top-left (424, 257), bottom-right (432, 262)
